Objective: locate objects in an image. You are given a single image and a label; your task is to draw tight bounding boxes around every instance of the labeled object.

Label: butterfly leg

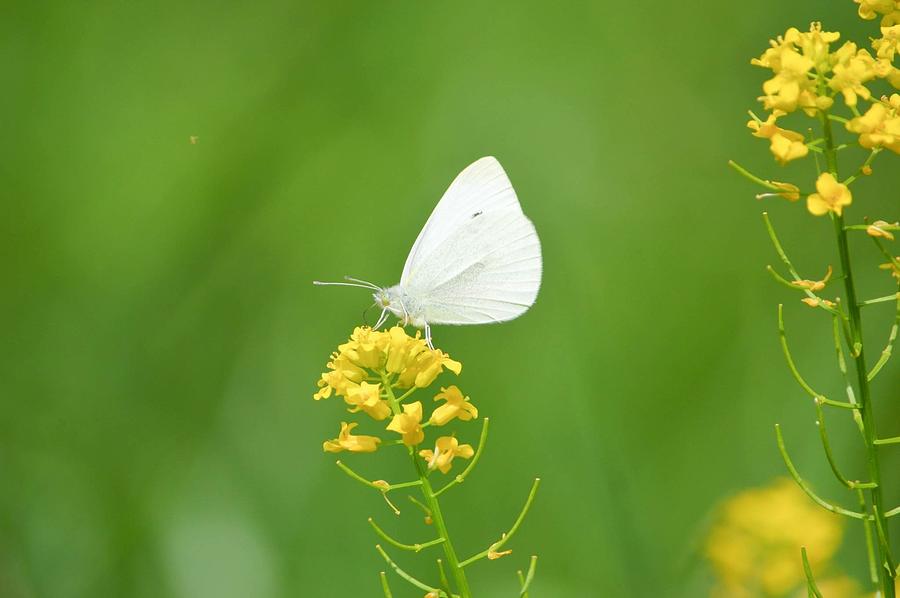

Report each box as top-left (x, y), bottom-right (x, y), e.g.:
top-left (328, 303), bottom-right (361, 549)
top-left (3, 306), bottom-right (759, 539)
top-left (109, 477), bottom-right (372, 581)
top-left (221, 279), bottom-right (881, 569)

top-left (373, 308), bottom-right (389, 330)
top-left (424, 323), bottom-right (434, 349)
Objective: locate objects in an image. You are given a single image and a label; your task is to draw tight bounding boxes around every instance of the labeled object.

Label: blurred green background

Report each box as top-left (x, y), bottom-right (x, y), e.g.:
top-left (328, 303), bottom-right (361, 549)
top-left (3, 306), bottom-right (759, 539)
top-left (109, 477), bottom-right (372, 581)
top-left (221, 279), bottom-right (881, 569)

top-left (2, 1), bottom-right (899, 596)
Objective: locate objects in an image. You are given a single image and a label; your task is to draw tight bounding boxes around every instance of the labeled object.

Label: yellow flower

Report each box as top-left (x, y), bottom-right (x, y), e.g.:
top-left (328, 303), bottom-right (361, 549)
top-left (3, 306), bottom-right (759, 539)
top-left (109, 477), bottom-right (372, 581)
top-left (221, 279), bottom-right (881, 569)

top-left (487, 543), bottom-right (512, 560)
top-left (338, 326), bottom-right (389, 370)
top-left (847, 96), bottom-right (900, 153)
top-left (795, 22), bottom-right (841, 69)
top-left (791, 265), bottom-right (832, 292)
top-left (428, 385), bottom-right (478, 426)
top-left (769, 131), bottom-right (810, 164)
top-left (344, 381), bottom-right (391, 421)
top-left (874, 58), bottom-right (900, 88)
top-left (829, 43), bottom-right (876, 106)
top-left (397, 348), bottom-right (462, 389)
top-left (418, 436), bottom-right (475, 474)
top-left (747, 112), bottom-right (809, 164)
top-left (313, 353), bottom-right (366, 400)
top-left (755, 47), bottom-right (815, 113)
top-left (385, 326), bottom-right (429, 374)
top-left (751, 29), bottom-right (800, 71)
top-left (769, 181), bottom-right (801, 201)
top-left (880, 259), bottom-right (900, 280)
top-left (807, 172), bottom-right (852, 216)
top-left (855, 0), bottom-right (898, 20)
top-left (874, 24), bottom-right (900, 59)
top-left (386, 401), bottom-right (425, 446)
top-left (868, 220), bottom-right (898, 240)
top-left (430, 386), bottom-right (478, 426)
top-left (752, 25), bottom-right (837, 114)
top-left (801, 296), bottom-right (836, 309)
top-left (323, 422), bottom-right (381, 453)
top-left (706, 478), bottom-right (844, 596)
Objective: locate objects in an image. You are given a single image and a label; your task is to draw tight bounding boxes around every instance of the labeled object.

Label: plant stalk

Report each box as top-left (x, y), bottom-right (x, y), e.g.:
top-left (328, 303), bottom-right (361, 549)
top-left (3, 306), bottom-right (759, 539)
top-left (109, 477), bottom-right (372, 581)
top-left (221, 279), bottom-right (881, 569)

top-left (823, 112), bottom-right (894, 598)
top-left (380, 372), bottom-right (472, 597)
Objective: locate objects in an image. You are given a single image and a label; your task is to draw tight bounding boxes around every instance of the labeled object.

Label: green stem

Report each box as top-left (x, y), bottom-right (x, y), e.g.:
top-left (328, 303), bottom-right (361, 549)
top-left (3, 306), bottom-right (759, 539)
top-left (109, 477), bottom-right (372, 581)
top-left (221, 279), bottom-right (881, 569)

top-left (801, 547), bottom-right (824, 598)
top-left (436, 559), bottom-right (455, 597)
top-left (860, 489), bottom-right (880, 586)
top-left (435, 418), bottom-right (489, 497)
top-left (414, 457), bottom-right (472, 597)
top-left (380, 571), bottom-right (393, 598)
top-left (775, 424), bottom-right (867, 520)
top-left (814, 399), bottom-right (876, 490)
top-left (375, 545), bottom-right (445, 595)
top-left (459, 478), bottom-right (541, 567)
top-left (380, 371), bottom-right (472, 598)
top-left (518, 555), bottom-right (538, 597)
top-left (728, 160), bottom-right (781, 190)
top-left (823, 109), bottom-right (895, 598)
top-left (368, 517), bottom-right (446, 552)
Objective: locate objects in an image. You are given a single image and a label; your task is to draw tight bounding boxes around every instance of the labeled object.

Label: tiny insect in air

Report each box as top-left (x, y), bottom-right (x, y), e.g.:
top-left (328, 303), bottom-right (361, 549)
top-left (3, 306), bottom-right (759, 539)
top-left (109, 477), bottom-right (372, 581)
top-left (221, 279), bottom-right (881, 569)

top-left (314, 156), bottom-right (542, 348)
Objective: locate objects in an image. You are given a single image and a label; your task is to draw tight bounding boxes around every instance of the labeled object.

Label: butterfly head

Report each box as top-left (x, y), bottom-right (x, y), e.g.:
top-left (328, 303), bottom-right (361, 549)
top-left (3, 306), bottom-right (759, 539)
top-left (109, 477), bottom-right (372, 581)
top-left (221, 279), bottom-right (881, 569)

top-left (374, 285), bottom-right (406, 319)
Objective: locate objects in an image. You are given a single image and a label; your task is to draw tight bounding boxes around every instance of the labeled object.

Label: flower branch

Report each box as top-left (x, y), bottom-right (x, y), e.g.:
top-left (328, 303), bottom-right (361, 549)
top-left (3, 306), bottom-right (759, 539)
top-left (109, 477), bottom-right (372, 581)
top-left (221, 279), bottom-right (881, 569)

top-left (775, 424), bottom-right (867, 520)
top-left (459, 478), bottom-right (541, 568)
top-left (368, 517), bottom-right (446, 553)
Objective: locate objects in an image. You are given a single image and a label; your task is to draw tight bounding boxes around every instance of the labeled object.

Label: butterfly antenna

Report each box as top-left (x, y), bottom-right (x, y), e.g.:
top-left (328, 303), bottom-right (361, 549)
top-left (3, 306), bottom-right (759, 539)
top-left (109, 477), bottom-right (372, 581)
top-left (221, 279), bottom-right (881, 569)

top-left (343, 276), bottom-right (383, 291)
top-left (312, 279), bottom-right (380, 291)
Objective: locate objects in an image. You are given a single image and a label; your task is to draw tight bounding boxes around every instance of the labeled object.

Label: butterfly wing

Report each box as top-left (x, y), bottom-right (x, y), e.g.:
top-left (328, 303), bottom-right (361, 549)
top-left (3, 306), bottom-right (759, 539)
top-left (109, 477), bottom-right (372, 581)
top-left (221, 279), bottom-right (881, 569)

top-left (400, 157), bottom-right (542, 325)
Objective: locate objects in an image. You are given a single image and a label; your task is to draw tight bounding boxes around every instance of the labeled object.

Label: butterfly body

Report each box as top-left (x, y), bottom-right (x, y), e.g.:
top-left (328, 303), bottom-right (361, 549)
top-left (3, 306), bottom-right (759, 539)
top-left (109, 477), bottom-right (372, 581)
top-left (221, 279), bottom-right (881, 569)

top-left (375, 285), bottom-right (428, 328)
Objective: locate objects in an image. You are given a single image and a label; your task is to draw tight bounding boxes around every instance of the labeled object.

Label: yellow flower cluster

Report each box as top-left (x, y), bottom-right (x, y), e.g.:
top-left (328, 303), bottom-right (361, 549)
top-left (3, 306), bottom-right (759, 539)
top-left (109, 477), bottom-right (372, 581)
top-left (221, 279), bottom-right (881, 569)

top-left (743, 7), bottom-right (900, 217)
top-left (854, 0), bottom-right (900, 24)
top-left (706, 478), bottom-right (847, 597)
top-left (314, 326), bottom-right (461, 403)
top-left (848, 93), bottom-right (900, 152)
top-left (752, 22), bottom-right (898, 117)
top-left (314, 326), bottom-right (478, 474)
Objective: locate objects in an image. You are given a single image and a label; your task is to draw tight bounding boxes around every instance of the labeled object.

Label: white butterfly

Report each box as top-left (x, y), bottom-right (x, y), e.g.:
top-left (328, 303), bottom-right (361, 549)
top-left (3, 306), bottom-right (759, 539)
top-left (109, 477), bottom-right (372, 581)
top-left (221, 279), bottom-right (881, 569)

top-left (315, 156), bottom-right (542, 348)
